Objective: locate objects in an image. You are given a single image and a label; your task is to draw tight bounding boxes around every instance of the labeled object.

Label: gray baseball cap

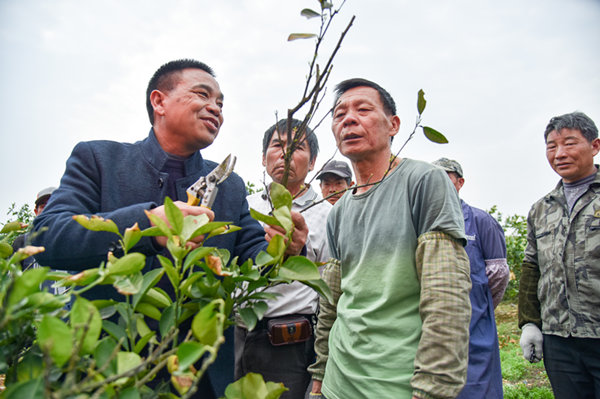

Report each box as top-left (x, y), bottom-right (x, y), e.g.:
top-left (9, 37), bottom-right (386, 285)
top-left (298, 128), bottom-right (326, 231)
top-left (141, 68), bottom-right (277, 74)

top-left (432, 158), bottom-right (463, 178)
top-left (316, 160), bottom-right (352, 180)
top-left (35, 186), bottom-right (57, 206)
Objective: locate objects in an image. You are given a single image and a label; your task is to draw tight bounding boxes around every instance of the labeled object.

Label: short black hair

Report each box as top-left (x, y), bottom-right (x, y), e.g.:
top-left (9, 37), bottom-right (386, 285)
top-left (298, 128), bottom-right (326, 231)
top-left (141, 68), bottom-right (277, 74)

top-left (333, 78), bottom-right (397, 116)
top-left (262, 118), bottom-right (319, 161)
top-left (544, 111), bottom-right (598, 143)
top-left (146, 59), bottom-right (215, 125)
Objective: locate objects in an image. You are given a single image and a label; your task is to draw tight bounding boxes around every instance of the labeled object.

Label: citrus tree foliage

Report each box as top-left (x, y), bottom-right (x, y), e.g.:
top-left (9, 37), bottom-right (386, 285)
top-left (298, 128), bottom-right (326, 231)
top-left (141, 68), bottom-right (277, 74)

top-left (0, 188), bottom-right (331, 399)
top-left (245, 181), bottom-right (263, 196)
top-left (0, 203), bottom-right (34, 246)
top-left (488, 206), bottom-right (527, 302)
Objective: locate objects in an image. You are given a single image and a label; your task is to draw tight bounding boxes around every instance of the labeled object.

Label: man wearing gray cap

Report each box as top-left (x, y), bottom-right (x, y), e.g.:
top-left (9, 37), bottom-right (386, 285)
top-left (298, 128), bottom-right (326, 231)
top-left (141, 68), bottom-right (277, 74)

top-left (316, 160), bottom-right (354, 205)
top-left (12, 186), bottom-right (65, 294)
top-left (33, 186), bottom-right (56, 215)
top-left (433, 157), bottom-right (509, 399)
top-left (12, 186), bottom-right (57, 254)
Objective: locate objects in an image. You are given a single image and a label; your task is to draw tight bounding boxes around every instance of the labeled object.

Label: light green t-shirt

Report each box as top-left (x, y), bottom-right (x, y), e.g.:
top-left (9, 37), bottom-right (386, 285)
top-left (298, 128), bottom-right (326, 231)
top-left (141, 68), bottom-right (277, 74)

top-left (322, 158), bottom-right (465, 399)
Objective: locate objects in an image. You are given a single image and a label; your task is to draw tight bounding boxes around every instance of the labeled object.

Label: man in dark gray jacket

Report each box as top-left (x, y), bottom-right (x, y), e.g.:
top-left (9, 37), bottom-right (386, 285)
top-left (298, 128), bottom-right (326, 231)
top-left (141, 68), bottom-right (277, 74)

top-left (33, 59), bottom-right (307, 398)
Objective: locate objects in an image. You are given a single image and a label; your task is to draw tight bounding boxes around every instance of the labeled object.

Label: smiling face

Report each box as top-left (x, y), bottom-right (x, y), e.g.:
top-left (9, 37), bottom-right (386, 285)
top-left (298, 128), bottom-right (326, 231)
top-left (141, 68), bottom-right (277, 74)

top-left (263, 130), bottom-right (315, 195)
top-left (151, 68), bottom-right (224, 156)
top-left (546, 128), bottom-right (600, 183)
top-left (331, 86), bottom-right (399, 162)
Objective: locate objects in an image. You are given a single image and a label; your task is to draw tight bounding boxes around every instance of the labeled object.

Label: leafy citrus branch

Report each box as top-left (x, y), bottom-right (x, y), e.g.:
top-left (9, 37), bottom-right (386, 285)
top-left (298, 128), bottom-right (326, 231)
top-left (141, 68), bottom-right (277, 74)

top-left (277, 1), bottom-right (355, 189)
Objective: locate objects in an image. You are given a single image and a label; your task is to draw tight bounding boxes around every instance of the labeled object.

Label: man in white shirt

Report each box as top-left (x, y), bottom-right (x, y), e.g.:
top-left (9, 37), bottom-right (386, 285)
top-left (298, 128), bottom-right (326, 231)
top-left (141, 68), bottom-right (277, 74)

top-left (234, 118), bottom-right (331, 398)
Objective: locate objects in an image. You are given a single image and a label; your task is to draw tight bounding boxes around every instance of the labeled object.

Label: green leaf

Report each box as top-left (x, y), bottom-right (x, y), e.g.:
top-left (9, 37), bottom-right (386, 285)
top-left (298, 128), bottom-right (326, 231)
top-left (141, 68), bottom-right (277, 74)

top-left (3, 378), bottom-right (45, 399)
top-left (27, 292), bottom-right (67, 312)
top-left (191, 279), bottom-right (221, 299)
top-left (287, 33), bottom-right (318, 41)
top-left (188, 221), bottom-right (231, 240)
top-left (254, 251), bottom-right (275, 268)
top-left (250, 208), bottom-right (281, 228)
top-left (180, 213), bottom-right (211, 242)
top-left (0, 241), bottom-right (13, 258)
top-left (417, 89), bottom-right (426, 115)
top-left (214, 248), bottom-right (231, 267)
top-left (66, 267), bottom-right (101, 286)
top-left (207, 224), bottom-right (241, 240)
top-left (131, 267), bottom-right (164, 309)
top-left (265, 381), bottom-right (289, 399)
top-left (252, 301), bottom-right (269, 320)
top-left (134, 331), bottom-right (156, 354)
top-left (144, 210), bottom-right (172, 238)
top-left (140, 287), bottom-right (171, 308)
top-left (269, 182), bottom-right (292, 209)
top-left (237, 266), bottom-right (261, 281)
top-left (265, 234), bottom-right (285, 261)
top-left (192, 301), bottom-right (223, 346)
top-left (273, 206), bottom-right (293, 233)
top-left (301, 8), bottom-right (320, 18)
top-left (123, 223), bottom-right (143, 252)
top-left (166, 236), bottom-right (189, 260)
top-left (177, 341), bottom-right (208, 371)
top-left (71, 297), bottom-right (102, 355)
top-left (37, 316), bottom-right (73, 367)
top-left (278, 256), bottom-right (321, 281)
top-left (137, 302), bottom-right (162, 321)
top-left (118, 387), bottom-right (141, 399)
top-left (164, 196), bottom-right (184, 234)
top-left (8, 267), bottom-right (47, 308)
top-left (245, 291), bottom-right (278, 301)
top-left (179, 273), bottom-right (204, 296)
top-left (72, 215), bottom-right (119, 234)
top-left (158, 254), bottom-right (180, 287)
top-left (160, 303), bottom-right (177, 338)
top-left (102, 320), bottom-right (129, 351)
top-left (116, 351), bottom-right (142, 385)
top-left (1, 220), bottom-right (24, 234)
top-left (422, 126), bottom-right (449, 144)
top-left (113, 272), bottom-right (143, 295)
top-left (183, 246), bottom-right (214, 272)
top-left (140, 225), bottom-right (163, 237)
top-left (95, 337), bottom-right (119, 376)
top-left (303, 278), bottom-right (334, 304)
top-left (224, 372), bottom-right (287, 398)
top-left (320, 1), bottom-right (333, 10)
top-left (107, 253), bottom-right (146, 276)
top-left (16, 351), bottom-right (44, 381)
top-left (238, 307), bottom-right (258, 331)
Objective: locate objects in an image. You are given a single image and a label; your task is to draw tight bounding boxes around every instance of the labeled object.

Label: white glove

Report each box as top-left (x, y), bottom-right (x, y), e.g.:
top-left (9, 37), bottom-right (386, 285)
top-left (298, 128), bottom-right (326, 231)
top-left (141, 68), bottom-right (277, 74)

top-left (520, 323), bottom-right (543, 363)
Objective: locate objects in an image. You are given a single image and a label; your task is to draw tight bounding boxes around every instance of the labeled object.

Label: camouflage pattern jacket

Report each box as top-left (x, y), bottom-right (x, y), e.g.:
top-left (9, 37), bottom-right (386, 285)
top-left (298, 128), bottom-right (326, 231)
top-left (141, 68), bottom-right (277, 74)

top-left (520, 168), bottom-right (600, 338)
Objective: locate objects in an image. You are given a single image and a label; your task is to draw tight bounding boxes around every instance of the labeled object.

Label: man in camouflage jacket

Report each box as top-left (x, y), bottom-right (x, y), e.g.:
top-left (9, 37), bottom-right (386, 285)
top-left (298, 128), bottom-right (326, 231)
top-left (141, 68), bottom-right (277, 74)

top-left (519, 111), bottom-right (600, 399)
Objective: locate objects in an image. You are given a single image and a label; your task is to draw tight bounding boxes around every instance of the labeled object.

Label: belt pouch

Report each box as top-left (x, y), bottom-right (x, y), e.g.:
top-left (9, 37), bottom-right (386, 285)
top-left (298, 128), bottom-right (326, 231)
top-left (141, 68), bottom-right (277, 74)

top-left (267, 315), bottom-right (312, 346)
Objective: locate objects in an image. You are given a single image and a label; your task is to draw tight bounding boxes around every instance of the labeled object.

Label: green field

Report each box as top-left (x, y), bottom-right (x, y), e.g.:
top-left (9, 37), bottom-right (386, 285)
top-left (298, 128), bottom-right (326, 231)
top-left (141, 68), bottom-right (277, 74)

top-left (496, 302), bottom-right (554, 398)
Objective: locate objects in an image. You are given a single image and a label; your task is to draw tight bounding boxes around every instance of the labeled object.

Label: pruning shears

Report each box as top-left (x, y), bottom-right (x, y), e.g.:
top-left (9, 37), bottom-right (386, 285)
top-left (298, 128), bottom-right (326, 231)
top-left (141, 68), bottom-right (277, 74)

top-left (186, 154), bottom-right (237, 208)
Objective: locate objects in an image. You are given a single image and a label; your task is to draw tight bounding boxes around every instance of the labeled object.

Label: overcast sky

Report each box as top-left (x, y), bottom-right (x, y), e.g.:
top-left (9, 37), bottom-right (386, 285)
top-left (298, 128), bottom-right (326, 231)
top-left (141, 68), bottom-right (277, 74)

top-left (1, 0), bottom-right (599, 225)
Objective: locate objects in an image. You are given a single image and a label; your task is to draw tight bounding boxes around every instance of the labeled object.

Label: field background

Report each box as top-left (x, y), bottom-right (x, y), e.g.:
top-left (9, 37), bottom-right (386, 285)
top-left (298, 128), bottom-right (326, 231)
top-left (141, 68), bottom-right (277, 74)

top-left (497, 302), bottom-right (553, 399)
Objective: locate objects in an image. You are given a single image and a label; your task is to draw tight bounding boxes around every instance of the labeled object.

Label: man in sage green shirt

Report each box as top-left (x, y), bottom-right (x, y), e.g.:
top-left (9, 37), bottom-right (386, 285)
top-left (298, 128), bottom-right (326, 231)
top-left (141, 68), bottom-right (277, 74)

top-left (311, 78), bottom-right (471, 399)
